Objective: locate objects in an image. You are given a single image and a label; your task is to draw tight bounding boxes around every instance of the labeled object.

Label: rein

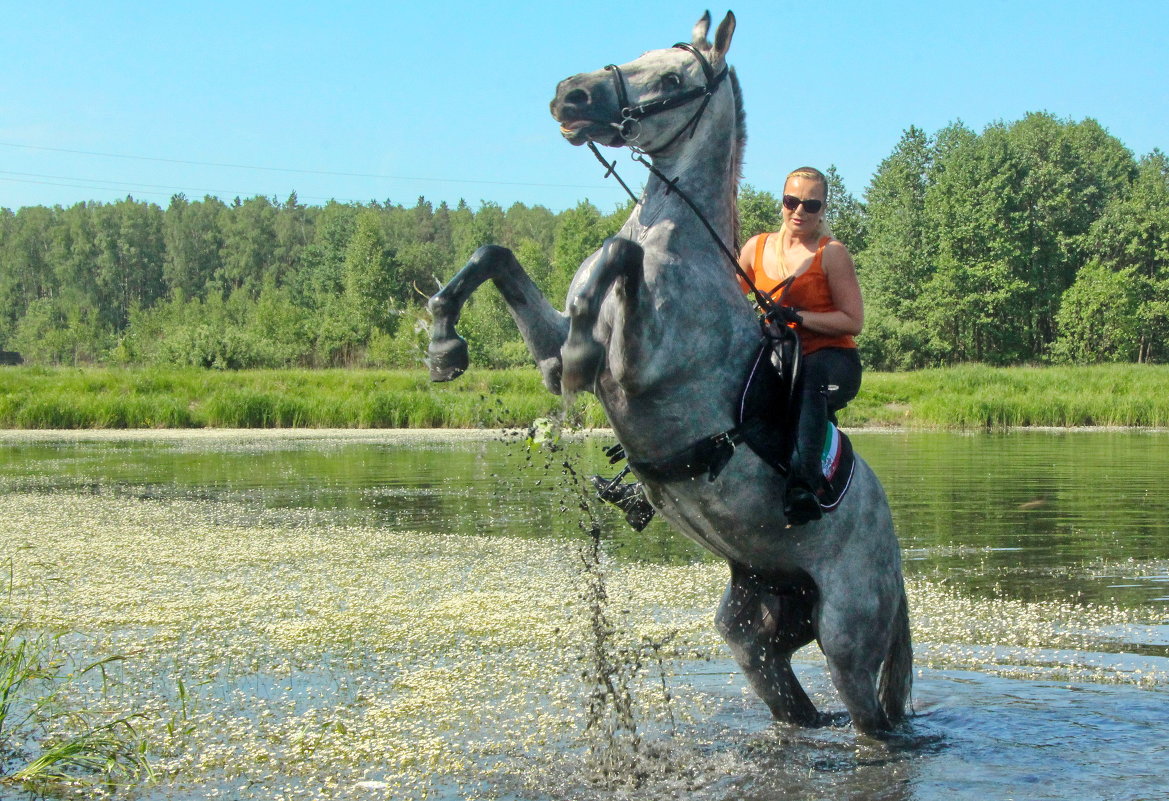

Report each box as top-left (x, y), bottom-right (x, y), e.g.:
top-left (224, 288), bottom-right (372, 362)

top-left (582, 45), bottom-right (803, 484)
top-left (588, 43), bottom-right (791, 322)
top-left (585, 135), bottom-right (791, 324)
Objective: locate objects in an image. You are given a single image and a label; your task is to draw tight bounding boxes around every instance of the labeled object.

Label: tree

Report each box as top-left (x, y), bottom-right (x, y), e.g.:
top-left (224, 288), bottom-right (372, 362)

top-left (855, 126), bottom-right (936, 369)
top-left (923, 121), bottom-right (1031, 362)
top-left (999, 113), bottom-right (1134, 353)
top-left (737, 184), bottom-right (783, 243)
top-left (1076, 150), bottom-right (1169, 362)
top-left (1050, 261), bottom-right (1143, 363)
top-left (342, 211), bottom-right (395, 333)
top-left (163, 194), bottom-right (226, 300)
top-left (294, 201), bottom-right (359, 309)
top-left (824, 165), bottom-right (867, 255)
top-left (550, 200), bottom-right (609, 304)
top-left (217, 196), bottom-right (277, 294)
top-left (0, 206), bottom-right (57, 345)
top-left (91, 198), bottom-right (165, 330)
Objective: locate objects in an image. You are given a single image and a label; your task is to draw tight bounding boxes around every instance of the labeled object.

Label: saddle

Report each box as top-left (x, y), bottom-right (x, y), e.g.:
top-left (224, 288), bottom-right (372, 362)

top-left (625, 327), bottom-right (855, 514)
top-left (737, 335), bottom-right (855, 512)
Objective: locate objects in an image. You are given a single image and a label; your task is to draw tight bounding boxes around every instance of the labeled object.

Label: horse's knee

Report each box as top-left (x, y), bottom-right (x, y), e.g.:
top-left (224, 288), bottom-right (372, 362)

top-left (427, 291), bottom-right (456, 323)
top-left (470, 243), bottom-right (513, 265)
top-left (603, 237), bottom-right (644, 293)
top-left (715, 581), bottom-right (774, 651)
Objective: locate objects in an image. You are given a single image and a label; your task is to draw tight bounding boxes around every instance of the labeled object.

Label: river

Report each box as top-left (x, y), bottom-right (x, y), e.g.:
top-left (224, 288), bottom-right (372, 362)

top-left (0, 428), bottom-right (1165, 800)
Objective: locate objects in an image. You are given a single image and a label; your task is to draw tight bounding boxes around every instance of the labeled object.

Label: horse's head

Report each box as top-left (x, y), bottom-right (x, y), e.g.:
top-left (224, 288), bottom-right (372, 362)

top-left (550, 10), bottom-right (736, 156)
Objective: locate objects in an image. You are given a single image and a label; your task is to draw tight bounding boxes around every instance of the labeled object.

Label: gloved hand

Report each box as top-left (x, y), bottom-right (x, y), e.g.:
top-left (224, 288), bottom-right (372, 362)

top-left (766, 305), bottom-right (803, 327)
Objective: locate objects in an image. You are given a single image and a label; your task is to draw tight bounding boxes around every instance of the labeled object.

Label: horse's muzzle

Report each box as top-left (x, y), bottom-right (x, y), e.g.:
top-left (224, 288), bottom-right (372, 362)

top-left (550, 72), bottom-right (624, 147)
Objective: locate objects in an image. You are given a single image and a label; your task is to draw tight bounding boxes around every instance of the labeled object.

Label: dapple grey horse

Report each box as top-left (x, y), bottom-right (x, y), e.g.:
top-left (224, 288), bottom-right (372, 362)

top-left (427, 10), bottom-right (912, 737)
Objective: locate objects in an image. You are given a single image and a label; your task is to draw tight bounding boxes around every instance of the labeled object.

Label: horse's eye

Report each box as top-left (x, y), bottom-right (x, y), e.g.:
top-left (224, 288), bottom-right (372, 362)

top-left (661, 73), bottom-right (683, 91)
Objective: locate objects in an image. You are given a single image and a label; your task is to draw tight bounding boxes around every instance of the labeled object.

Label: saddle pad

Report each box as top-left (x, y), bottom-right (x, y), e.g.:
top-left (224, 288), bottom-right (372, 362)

top-left (816, 422), bottom-right (855, 512)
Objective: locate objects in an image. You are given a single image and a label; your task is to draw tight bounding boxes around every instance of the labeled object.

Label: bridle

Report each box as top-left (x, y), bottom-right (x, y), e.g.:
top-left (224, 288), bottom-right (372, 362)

top-left (604, 42), bottom-right (728, 155)
top-left (584, 41), bottom-right (804, 487)
top-left (586, 44), bottom-right (791, 329)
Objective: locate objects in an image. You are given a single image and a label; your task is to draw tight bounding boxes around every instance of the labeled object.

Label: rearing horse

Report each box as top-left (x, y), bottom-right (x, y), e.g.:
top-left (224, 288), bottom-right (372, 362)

top-left (427, 10), bottom-right (912, 737)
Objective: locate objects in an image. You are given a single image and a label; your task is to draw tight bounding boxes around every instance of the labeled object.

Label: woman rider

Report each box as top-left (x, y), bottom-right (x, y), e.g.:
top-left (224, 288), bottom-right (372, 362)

top-left (594, 166), bottom-right (863, 528)
top-left (737, 166), bottom-right (864, 524)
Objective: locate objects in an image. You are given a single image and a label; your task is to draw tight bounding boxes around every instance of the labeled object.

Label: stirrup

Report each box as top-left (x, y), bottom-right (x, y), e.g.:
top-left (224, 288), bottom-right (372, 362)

top-left (590, 473), bottom-right (656, 531)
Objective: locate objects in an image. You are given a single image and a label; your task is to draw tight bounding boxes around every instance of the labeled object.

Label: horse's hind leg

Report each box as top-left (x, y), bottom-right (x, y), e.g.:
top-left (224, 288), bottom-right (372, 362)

top-left (428, 245), bottom-right (568, 392)
top-left (816, 572), bottom-right (903, 737)
top-left (715, 565), bottom-right (819, 726)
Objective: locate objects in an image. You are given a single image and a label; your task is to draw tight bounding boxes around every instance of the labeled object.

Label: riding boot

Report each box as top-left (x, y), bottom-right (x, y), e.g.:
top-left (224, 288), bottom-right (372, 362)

top-left (590, 474), bottom-right (656, 531)
top-left (785, 386), bottom-right (828, 526)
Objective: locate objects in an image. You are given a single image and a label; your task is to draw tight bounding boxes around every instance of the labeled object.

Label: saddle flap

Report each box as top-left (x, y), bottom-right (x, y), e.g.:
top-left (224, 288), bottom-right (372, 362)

top-left (736, 338), bottom-right (801, 475)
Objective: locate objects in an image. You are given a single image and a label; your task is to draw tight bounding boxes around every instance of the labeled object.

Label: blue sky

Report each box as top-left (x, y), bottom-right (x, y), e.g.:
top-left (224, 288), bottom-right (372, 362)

top-left (2, 0), bottom-right (1166, 213)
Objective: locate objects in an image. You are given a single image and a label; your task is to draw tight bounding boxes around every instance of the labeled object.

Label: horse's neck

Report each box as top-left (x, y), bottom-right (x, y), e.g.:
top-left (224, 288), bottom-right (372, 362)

top-left (627, 146), bottom-right (737, 248)
top-left (615, 131), bottom-right (760, 403)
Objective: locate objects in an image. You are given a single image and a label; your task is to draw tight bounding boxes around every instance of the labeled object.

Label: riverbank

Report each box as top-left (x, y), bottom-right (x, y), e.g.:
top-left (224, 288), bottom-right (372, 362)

top-left (0, 364), bottom-right (1167, 429)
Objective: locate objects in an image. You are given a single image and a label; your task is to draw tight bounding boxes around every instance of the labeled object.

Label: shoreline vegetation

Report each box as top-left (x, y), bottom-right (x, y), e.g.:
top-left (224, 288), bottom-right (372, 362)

top-left (0, 364), bottom-right (1167, 431)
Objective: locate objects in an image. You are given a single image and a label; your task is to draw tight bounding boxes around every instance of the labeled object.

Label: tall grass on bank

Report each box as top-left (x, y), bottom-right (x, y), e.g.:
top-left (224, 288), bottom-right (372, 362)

top-left (0, 363), bottom-right (1167, 429)
top-left (0, 367), bottom-right (606, 430)
top-left (843, 363), bottom-right (1169, 428)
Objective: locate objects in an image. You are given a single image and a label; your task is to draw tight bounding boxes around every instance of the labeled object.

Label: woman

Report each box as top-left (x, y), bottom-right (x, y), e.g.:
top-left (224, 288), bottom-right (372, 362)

top-left (594, 166), bottom-right (863, 528)
top-left (738, 166), bottom-right (864, 524)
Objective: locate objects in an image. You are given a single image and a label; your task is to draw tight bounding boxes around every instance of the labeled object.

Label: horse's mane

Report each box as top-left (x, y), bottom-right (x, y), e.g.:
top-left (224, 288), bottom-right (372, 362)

top-left (728, 67), bottom-right (745, 250)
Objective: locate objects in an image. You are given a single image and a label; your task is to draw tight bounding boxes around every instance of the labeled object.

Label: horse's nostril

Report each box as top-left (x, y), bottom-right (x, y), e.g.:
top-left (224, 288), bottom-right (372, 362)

top-left (564, 88), bottom-right (589, 107)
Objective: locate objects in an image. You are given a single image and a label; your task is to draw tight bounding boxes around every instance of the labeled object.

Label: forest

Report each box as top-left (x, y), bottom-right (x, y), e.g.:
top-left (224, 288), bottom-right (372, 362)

top-left (1, 111), bottom-right (1166, 372)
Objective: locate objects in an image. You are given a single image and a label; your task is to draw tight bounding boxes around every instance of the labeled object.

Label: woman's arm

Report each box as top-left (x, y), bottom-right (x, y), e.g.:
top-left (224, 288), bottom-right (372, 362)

top-left (797, 241), bottom-right (864, 336)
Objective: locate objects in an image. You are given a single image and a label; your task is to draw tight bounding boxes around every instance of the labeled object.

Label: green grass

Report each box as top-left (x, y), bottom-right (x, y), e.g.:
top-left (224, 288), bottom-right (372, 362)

top-left (0, 367), bottom-right (606, 430)
top-left (0, 363), bottom-right (1167, 429)
top-left (841, 363), bottom-right (1169, 428)
top-left (1, 560), bottom-right (153, 795)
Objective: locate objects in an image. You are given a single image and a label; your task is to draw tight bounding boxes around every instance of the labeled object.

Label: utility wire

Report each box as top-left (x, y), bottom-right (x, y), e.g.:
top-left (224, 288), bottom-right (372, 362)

top-left (0, 173), bottom-right (346, 205)
top-left (0, 141), bottom-right (623, 192)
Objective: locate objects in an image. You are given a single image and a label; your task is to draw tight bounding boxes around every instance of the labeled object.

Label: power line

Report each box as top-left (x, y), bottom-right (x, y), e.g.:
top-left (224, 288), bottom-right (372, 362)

top-left (0, 173), bottom-right (346, 205)
top-left (0, 140), bottom-right (625, 192)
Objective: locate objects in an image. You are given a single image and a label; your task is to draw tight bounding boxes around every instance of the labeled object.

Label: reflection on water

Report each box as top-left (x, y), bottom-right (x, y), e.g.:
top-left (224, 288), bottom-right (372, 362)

top-left (0, 429), bottom-right (1167, 801)
top-left (2, 429), bottom-right (1167, 606)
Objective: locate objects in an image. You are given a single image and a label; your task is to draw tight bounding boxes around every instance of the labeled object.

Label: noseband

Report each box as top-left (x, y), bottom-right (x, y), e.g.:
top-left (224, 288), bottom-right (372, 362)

top-left (604, 42), bottom-right (728, 154)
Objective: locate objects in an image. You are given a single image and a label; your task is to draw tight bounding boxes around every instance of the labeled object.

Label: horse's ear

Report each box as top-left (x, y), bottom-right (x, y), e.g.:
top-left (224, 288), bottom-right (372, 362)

top-left (692, 10), bottom-right (712, 47)
top-left (713, 10), bottom-right (736, 59)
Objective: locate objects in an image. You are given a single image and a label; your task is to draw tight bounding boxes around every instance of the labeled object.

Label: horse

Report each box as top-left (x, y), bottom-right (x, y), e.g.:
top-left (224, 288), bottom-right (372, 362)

top-left (427, 10), bottom-right (912, 738)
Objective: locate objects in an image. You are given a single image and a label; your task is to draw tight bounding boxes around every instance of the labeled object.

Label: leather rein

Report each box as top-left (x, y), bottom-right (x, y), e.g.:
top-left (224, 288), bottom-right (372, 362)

top-left (583, 44), bottom-right (801, 484)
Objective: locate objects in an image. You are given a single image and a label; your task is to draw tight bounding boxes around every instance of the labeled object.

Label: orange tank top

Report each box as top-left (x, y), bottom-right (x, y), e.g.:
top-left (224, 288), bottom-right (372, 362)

top-left (741, 233), bottom-right (857, 355)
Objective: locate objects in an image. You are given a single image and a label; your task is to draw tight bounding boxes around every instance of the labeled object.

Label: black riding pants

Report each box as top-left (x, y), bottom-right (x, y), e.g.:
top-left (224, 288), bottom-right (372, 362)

top-left (793, 347), bottom-right (862, 485)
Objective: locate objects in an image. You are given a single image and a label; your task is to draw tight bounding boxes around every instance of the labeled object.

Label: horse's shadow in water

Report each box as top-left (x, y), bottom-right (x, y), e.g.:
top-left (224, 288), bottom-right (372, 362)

top-left (428, 9), bottom-right (912, 740)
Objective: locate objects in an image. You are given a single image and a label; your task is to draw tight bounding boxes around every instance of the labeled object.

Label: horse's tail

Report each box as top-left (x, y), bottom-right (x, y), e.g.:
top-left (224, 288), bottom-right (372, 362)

top-left (879, 584), bottom-right (913, 723)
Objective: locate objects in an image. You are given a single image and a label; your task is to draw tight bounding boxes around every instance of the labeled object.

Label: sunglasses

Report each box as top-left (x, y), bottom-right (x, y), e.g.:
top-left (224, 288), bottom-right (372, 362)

top-left (782, 194), bottom-right (824, 214)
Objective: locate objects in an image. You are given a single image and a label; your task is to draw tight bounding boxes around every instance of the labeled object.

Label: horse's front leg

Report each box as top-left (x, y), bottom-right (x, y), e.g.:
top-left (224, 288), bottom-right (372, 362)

top-left (562, 236), bottom-right (649, 394)
top-left (428, 245), bottom-right (569, 393)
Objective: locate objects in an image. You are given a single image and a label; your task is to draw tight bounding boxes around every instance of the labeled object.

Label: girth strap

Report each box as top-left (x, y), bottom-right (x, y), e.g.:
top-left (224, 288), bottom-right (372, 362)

top-left (622, 335), bottom-right (799, 484)
top-left (628, 416), bottom-right (770, 484)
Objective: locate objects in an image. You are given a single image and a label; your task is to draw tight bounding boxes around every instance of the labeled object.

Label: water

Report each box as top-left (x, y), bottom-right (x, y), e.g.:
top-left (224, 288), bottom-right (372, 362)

top-left (0, 428), bottom-right (1166, 799)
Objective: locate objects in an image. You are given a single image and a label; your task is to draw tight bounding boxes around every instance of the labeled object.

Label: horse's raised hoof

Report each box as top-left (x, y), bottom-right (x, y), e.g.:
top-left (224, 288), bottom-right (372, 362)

top-left (428, 336), bottom-right (469, 382)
